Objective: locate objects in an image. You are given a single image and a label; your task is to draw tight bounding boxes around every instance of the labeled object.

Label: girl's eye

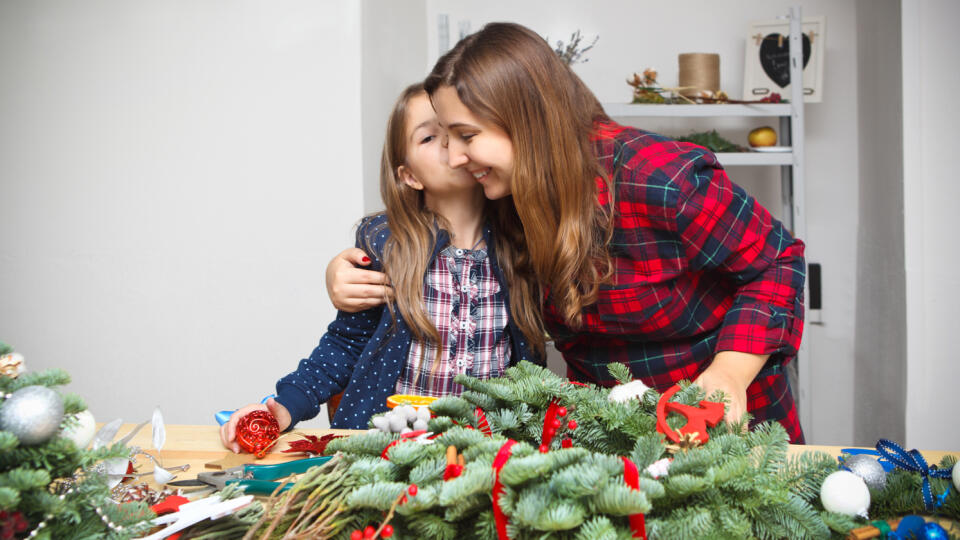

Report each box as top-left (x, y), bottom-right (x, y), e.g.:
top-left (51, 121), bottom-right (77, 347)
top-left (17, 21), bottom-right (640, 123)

top-left (420, 135), bottom-right (435, 144)
top-left (460, 133), bottom-right (476, 142)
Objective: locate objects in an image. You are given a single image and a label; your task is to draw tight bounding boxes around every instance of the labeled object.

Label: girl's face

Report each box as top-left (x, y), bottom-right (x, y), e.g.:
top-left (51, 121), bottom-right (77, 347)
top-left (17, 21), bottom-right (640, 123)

top-left (398, 93), bottom-right (478, 202)
top-left (432, 85), bottom-right (514, 200)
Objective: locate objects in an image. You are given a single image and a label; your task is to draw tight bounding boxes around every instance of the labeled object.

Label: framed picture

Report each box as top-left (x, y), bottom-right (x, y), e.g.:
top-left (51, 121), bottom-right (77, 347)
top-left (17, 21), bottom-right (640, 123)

top-left (743, 16), bottom-right (826, 103)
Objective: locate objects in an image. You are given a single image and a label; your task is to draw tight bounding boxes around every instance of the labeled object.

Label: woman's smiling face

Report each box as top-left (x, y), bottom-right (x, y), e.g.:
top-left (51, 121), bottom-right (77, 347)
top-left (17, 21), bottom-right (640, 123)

top-left (431, 85), bottom-right (515, 200)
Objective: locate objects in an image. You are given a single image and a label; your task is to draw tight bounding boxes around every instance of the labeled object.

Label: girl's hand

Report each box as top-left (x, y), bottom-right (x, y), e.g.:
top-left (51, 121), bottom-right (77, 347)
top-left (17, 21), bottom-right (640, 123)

top-left (326, 247), bottom-right (393, 312)
top-left (694, 351), bottom-right (768, 426)
top-left (219, 398), bottom-right (292, 454)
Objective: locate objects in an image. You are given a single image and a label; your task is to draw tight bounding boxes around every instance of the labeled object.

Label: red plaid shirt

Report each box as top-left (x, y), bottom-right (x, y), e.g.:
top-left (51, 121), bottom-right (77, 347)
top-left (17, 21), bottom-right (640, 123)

top-left (543, 122), bottom-right (806, 443)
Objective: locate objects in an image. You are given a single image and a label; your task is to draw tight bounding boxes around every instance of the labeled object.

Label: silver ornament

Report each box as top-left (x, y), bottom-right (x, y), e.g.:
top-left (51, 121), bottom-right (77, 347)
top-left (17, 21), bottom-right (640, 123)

top-left (0, 385), bottom-right (65, 445)
top-left (844, 454), bottom-right (888, 491)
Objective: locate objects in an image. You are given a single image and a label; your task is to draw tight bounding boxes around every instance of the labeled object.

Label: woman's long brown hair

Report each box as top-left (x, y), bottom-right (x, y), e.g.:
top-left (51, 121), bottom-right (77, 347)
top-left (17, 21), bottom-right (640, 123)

top-left (425, 22), bottom-right (614, 328)
top-left (376, 83), bottom-right (545, 360)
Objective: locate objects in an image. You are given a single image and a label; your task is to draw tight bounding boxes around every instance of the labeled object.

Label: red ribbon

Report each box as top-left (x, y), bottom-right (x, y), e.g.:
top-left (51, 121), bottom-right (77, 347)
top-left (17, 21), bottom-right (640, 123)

top-left (475, 407), bottom-right (492, 436)
top-left (621, 457), bottom-right (648, 539)
top-left (380, 430), bottom-right (431, 460)
top-left (492, 439), bottom-right (518, 540)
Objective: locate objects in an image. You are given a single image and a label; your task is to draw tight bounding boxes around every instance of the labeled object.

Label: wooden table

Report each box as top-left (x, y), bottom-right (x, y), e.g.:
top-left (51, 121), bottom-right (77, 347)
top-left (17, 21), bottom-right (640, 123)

top-left (121, 424), bottom-right (956, 491)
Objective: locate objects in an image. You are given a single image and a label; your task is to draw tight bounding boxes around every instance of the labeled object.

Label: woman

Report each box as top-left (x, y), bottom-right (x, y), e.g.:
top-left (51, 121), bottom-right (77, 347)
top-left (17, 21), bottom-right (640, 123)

top-left (329, 23), bottom-right (805, 443)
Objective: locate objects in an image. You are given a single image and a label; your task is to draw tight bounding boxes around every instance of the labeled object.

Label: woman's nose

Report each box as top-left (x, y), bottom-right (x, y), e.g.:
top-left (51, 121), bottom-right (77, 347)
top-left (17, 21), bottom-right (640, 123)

top-left (447, 140), bottom-right (469, 169)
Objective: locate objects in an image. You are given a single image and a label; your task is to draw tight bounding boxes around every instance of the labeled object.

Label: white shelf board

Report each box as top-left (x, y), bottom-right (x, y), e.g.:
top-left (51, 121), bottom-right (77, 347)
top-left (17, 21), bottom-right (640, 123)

top-left (715, 152), bottom-right (793, 166)
top-left (603, 102), bottom-right (792, 118)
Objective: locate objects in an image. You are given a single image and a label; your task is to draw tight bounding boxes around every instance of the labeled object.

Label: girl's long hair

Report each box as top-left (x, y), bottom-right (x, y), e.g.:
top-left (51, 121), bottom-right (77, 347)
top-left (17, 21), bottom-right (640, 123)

top-left (425, 22), bottom-right (614, 328)
top-left (377, 83), bottom-right (545, 360)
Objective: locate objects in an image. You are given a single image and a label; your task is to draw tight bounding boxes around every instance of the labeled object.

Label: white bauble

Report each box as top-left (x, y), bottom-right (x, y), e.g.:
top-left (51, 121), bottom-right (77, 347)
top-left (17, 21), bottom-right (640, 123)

top-left (820, 470), bottom-right (870, 517)
top-left (0, 385), bottom-right (64, 445)
top-left (953, 463), bottom-right (959, 491)
top-left (608, 380), bottom-right (651, 403)
top-left (61, 409), bottom-right (97, 449)
top-left (371, 415), bottom-right (390, 433)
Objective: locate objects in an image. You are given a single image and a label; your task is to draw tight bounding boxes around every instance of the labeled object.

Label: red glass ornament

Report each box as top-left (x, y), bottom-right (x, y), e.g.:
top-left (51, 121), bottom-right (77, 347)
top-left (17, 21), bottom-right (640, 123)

top-left (568, 420), bottom-right (578, 430)
top-left (539, 444), bottom-right (549, 453)
top-left (382, 524), bottom-right (395, 538)
top-left (557, 406), bottom-right (568, 417)
top-left (235, 410), bottom-right (280, 456)
top-left (363, 525), bottom-right (376, 539)
top-left (561, 438), bottom-right (573, 448)
top-left (552, 418), bottom-right (562, 429)
top-left (408, 484), bottom-right (418, 496)
top-left (351, 530), bottom-right (363, 540)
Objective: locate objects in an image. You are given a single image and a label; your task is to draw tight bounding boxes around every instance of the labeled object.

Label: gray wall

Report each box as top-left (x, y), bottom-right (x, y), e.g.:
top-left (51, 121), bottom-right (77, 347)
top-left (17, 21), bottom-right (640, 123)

top-left (853, 0), bottom-right (905, 445)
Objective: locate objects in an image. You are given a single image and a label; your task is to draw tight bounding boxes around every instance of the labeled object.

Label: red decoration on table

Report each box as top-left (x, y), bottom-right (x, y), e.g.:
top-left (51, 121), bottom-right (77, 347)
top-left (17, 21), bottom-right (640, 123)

top-left (0, 511), bottom-right (29, 539)
top-left (621, 457), bottom-right (648, 539)
top-left (235, 410), bottom-right (280, 457)
top-left (150, 495), bottom-right (190, 516)
top-left (281, 433), bottom-right (343, 455)
top-left (655, 384), bottom-right (724, 445)
top-left (539, 400), bottom-right (568, 452)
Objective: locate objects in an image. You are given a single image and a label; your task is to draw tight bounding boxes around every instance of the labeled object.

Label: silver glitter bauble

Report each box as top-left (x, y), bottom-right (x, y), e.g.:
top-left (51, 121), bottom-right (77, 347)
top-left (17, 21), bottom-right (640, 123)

top-left (844, 454), bottom-right (888, 491)
top-left (0, 385), bottom-right (65, 445)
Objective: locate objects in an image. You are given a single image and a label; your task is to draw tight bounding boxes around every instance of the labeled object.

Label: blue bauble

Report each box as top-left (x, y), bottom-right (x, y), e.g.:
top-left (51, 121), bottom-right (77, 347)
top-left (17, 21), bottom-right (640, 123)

top-left (922, 522), bottom-right (948, 540)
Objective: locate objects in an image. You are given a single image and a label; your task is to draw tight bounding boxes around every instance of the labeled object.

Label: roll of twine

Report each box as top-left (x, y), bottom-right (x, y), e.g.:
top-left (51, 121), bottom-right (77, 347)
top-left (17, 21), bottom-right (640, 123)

top-left (678, 53), bottom-right (720, 97)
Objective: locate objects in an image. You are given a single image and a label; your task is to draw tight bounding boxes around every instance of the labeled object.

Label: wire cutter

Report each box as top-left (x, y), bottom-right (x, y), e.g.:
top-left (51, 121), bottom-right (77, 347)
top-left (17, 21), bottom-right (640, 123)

top-left (170, 456), bottom-right (331, 495)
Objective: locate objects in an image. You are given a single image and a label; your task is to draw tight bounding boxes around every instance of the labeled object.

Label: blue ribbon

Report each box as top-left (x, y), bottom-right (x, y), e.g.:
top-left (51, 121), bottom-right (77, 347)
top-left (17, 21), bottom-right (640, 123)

top-left (875, 439), bottom-right (953, 511)
top-left (215, 394), bottom-right (275, 426)
top-left (840, 447), bottom-right (896, 472)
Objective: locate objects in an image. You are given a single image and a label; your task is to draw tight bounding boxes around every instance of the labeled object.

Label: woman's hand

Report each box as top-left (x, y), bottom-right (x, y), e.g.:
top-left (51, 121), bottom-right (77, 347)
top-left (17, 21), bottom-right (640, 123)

top-left (219, 398), bottom-right (292, 454)
top-left (694, 351), bottom-right (768, 426)
top-left (326, 247), bottom-right (392, 312)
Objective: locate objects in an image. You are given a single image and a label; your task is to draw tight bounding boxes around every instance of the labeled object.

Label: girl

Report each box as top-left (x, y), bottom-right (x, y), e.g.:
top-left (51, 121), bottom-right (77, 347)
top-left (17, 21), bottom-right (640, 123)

top-left (329, 23), bottom-right (807, 443)
top-left (220, 83), bottom-right (544, 451)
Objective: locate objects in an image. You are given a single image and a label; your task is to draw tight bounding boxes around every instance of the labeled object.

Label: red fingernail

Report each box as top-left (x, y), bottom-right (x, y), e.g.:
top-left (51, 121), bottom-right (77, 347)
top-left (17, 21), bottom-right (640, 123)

top-left (362, 256), bottom-right (370, 263)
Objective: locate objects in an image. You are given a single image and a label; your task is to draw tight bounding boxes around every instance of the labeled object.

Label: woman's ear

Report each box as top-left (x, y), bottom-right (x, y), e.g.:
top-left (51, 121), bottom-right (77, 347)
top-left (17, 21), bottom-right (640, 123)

top-left (397, 165), bottom-right (424, 191)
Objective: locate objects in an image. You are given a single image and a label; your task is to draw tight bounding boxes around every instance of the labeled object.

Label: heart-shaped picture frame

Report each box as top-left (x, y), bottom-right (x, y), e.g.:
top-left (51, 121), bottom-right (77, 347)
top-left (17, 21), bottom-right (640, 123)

top-left (759, 33), bottom-right (812, 88)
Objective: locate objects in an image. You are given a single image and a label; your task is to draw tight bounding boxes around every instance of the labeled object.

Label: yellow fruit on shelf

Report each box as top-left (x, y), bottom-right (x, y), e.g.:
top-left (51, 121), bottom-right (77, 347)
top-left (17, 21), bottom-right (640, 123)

top-left (748, 126), bottom-right (777, 147)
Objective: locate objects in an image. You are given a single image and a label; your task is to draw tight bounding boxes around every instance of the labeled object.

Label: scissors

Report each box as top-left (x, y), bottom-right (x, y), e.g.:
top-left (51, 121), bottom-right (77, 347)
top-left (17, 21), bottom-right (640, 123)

top-left (169, 456), bottom-right (331, 495)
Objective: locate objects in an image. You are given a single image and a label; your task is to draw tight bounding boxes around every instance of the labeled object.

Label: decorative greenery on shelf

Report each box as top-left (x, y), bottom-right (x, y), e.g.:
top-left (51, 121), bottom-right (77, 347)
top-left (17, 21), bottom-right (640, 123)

top-left (675, 130), bottom-right (748, 153)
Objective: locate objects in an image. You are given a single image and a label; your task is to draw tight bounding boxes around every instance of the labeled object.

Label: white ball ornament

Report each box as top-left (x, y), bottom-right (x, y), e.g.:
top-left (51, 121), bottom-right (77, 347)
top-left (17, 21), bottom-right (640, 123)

top-left (608, 380), bottom-right (652, 403)
top-left (0, 385), bottom-right (65, 445)
top-left (61, 409), bottom-right (97, 449)
top-left (820, 470), bottom-right (871, 518)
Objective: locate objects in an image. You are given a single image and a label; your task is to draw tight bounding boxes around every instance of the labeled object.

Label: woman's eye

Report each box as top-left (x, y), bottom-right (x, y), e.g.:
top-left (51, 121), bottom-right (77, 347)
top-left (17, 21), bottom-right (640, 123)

top-left (460, 133), bottom-right (476, 142)
top-left (420, 135), bottom-right (435, 144)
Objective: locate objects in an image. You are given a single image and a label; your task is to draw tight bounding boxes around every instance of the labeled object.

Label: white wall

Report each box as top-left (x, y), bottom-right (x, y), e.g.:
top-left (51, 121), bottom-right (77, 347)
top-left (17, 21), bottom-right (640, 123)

top-left (0, 1), bottom-right (363, 427)
top-left (426, 0), bottom-right (861, 444)
top-left (361, 0), bottom-right (429, 214)
top-left (902, 0), bottom-right (960, 450)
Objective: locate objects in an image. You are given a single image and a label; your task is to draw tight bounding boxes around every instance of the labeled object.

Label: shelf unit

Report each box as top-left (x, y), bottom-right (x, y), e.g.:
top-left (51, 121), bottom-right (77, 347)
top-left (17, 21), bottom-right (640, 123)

top-left (601, 6), bottom-right (811, 432)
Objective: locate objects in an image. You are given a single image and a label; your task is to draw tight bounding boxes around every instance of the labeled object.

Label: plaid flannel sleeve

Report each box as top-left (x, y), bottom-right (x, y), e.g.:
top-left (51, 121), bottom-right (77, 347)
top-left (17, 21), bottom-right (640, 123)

top-left (671, 146), bottom-right (805, 361)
